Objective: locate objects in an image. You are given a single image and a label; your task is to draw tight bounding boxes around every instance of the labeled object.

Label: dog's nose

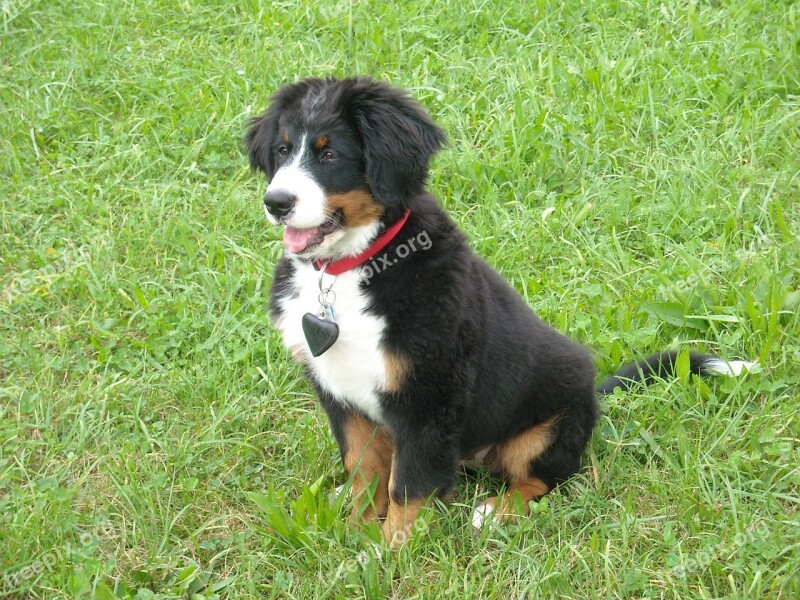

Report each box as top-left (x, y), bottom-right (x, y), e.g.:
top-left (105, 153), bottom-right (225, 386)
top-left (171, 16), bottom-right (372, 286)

top-left (264, 190), bottom-right (295, 219)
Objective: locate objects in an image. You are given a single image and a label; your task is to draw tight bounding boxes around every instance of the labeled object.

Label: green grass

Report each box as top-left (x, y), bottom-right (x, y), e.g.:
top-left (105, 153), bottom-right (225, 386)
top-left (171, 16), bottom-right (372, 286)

top-left (1, 0), bottom-right (798, 597)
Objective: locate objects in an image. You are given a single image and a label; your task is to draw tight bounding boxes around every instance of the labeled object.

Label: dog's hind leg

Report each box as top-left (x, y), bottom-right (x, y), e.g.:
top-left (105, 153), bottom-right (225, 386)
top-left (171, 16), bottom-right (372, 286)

top-left (471, 418), bottom-right (558, 528)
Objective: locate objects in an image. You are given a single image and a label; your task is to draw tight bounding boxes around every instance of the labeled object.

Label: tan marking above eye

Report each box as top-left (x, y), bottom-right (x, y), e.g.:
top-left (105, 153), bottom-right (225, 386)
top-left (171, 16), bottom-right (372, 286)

top-left (281, 131), bottom-right (289, 143)
top-left (314, 135), bottom-right (329, 150)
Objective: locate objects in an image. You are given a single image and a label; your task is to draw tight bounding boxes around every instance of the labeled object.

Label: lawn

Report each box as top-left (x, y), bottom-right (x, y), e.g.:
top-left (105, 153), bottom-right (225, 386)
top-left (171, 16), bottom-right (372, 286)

top-left (1, 0), bottom-right (798, 598)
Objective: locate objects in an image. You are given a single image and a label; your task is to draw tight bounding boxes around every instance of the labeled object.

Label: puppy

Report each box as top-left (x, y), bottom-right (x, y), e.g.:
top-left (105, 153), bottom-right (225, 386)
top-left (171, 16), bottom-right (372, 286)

top-left (244, 77), bottom-right (752, 543)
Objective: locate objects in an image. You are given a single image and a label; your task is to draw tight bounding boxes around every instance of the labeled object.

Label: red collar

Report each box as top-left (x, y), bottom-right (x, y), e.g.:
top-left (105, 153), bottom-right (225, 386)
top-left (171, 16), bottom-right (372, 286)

top-left (314, 209), bottom-right (411, 276)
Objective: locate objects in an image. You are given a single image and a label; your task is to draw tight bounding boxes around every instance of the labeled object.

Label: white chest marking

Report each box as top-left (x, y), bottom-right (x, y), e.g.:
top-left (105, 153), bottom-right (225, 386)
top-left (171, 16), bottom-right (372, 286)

top-left (276, 260), bottom-right (390, 424)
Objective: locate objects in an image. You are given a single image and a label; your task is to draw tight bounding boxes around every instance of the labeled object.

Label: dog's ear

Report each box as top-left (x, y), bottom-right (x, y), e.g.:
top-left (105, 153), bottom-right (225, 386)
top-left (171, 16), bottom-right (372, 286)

top-left (244, 104), bottom-right (281, 178)
top-left (347, 79), bottom-right (446, 207)
top-left (244, 80), bottom-right (311, 179)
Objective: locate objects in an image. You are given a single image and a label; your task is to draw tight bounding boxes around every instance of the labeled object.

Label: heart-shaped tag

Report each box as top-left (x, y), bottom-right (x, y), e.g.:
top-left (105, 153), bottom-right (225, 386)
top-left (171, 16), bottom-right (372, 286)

top-left (302, 312), bottom-right (340, 357)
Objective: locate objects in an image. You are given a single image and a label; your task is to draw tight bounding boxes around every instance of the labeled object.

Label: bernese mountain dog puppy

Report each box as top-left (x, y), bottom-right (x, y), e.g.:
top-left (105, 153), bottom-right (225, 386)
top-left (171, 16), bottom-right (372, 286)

top-left (244, 77), bottom-right (753, 544)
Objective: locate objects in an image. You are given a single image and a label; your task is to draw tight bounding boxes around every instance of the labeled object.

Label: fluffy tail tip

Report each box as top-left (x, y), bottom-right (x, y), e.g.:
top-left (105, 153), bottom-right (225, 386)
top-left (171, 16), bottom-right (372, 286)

top-left (700, 358), bottom-right (760, 377)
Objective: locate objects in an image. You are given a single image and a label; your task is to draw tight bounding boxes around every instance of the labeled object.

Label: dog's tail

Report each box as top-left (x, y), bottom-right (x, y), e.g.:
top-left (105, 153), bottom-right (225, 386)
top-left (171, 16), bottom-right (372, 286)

top-left (596, 350), bottom-right (756, 396)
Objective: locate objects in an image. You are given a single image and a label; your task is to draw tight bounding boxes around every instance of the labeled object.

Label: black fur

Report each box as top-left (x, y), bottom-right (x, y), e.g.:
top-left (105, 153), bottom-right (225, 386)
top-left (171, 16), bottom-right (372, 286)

top-left (368, 193), bottom-right (602, 494)
top-left (596, 350), bottom-right (720, 396)
top-left (246, 77), bottom-right (726, 516)
top-left (347, 79), bottom-right (447, 207)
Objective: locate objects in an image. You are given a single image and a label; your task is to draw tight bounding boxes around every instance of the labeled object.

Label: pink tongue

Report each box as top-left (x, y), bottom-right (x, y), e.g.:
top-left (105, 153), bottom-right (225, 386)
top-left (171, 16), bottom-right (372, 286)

top-left (283, 227), bottom-right (319, 253)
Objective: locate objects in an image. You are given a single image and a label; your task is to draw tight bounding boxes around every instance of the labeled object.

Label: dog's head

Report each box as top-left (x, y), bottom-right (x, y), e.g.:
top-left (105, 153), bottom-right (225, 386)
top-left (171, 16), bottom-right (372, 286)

top-left (245, 77), bottom-right (446, 260)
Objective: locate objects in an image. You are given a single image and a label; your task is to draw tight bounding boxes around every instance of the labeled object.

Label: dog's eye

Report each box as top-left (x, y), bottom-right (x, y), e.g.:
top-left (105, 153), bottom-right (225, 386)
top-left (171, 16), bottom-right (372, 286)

top-left (277, 146), bottom-right (289, 157)
top-left (320, 149), bottom-right (335, 161)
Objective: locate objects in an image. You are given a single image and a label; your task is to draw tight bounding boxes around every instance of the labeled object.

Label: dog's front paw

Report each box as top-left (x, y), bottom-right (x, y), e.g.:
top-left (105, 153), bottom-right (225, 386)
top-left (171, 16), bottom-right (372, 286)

top-left (382, 517), bottom-right (424, 548)
top-left (381, 499), bottom-right (428, 547)
top-left (382, 520), bottom-right (407, 548)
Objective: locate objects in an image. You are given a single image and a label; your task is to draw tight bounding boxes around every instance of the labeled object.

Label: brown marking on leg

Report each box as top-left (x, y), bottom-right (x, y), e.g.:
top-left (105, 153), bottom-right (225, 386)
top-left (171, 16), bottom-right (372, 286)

top-left (327, 190), bottom-right (384, 228)
top-left (496, 417), bottom-right (557, 481)
top-left (480, 477), bottom-right (551, 524)
top-left (343, 415), bottom-right (393, 522)
top-left (313, 135), bottom-right (329, 149)
top-left (476, 417), bottom-right (558, 525)
top-left (383, 351), bottom-right (409, 393)
top-left (383, 496), bottom-right (425, 547)
top-left (382, 464), bottom-right (427, 547)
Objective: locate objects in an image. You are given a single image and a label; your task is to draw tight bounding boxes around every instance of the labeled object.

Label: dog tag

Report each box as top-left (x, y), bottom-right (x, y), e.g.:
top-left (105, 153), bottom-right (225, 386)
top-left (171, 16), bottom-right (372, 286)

top-left (302, 312), bottom-right (339, 357)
